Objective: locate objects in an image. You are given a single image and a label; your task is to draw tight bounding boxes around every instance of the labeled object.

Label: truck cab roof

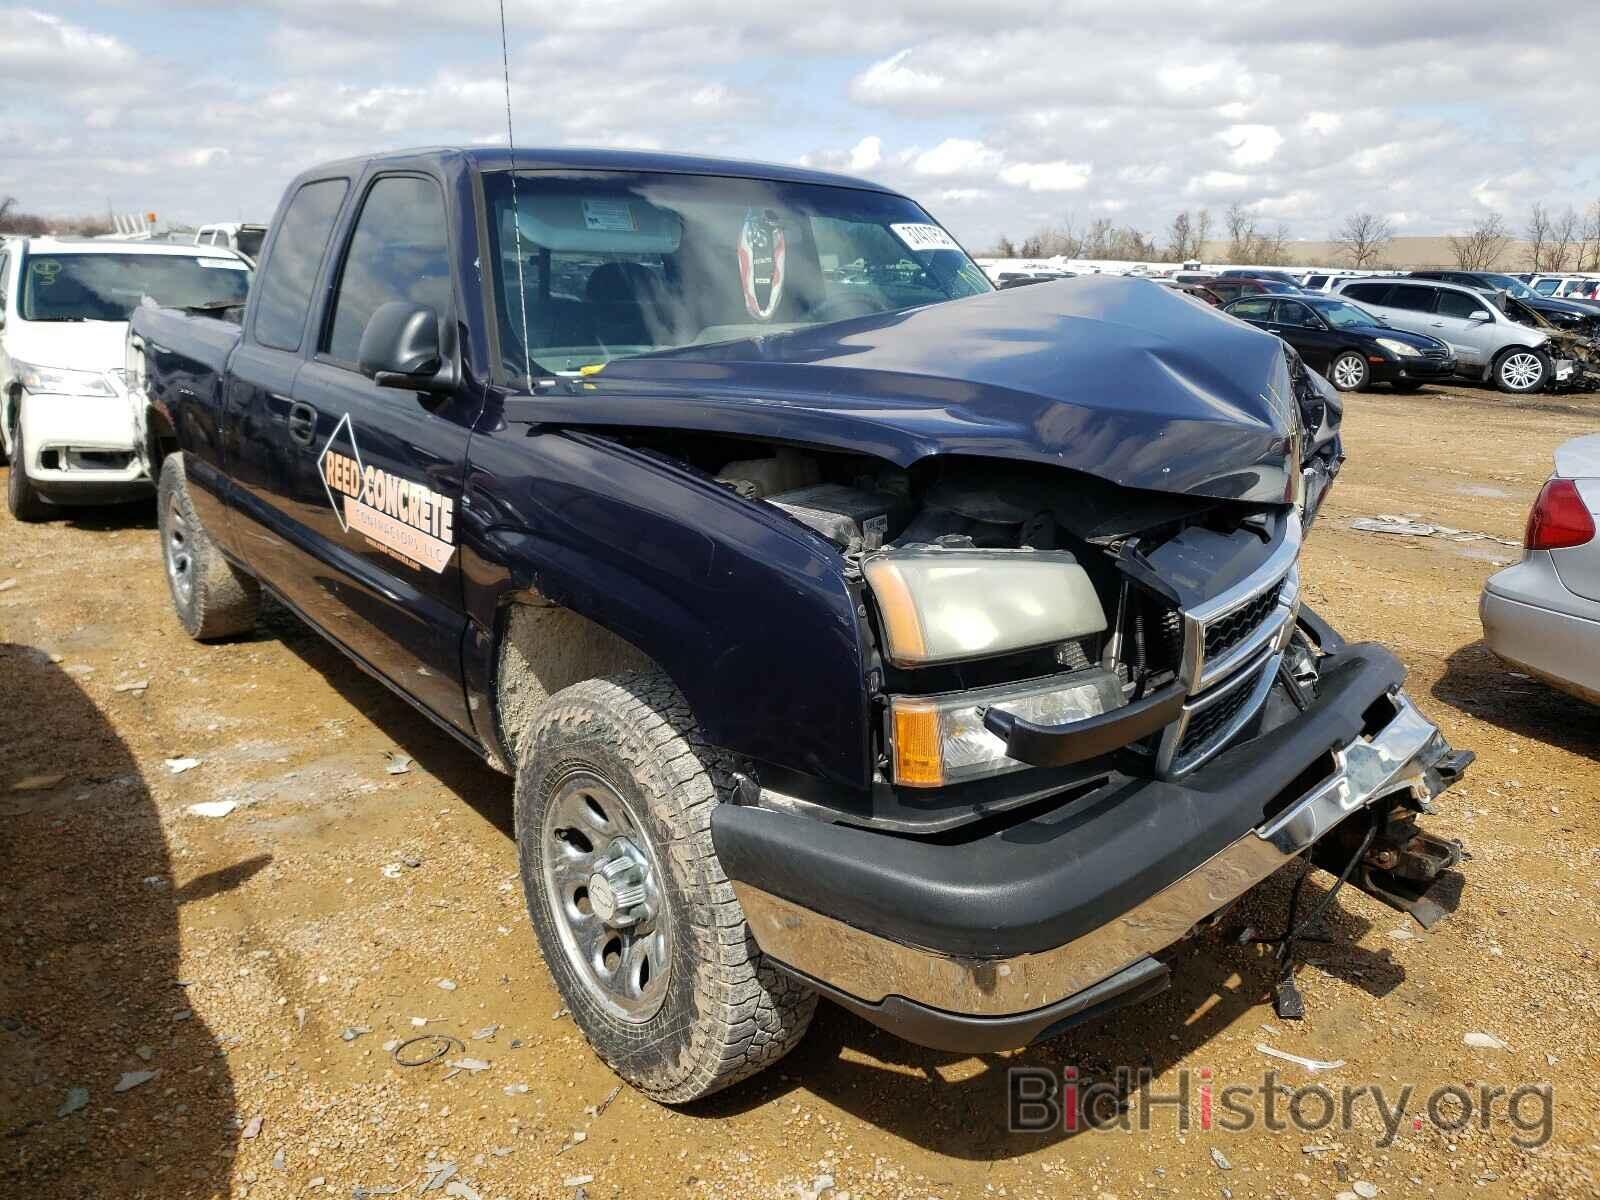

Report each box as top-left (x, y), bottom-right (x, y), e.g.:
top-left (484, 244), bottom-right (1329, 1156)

top-left (285, 145), bottom-right (900, 196)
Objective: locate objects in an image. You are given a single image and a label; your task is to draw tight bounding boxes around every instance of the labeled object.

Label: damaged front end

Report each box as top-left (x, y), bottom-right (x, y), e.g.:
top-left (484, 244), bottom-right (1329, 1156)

top-left (513, 278), bottom-right (1468, 1045)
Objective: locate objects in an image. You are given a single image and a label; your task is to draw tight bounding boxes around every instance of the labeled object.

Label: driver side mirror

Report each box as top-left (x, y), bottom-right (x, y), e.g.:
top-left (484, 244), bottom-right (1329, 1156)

top-left (358, 301), bottom-right (456, 393)
top-left (1469, 310), bottom-right (1492, 321)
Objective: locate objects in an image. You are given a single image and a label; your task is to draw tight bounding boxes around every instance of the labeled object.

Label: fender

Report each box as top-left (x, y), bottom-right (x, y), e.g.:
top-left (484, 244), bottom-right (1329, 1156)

top-left (459, 425), bottom-right (874, 790)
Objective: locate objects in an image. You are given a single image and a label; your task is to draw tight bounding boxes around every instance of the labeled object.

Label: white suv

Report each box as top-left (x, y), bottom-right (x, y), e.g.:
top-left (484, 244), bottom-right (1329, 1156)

top-left (1332, 276), bottom-right (1565, 393)
top-left (0, 237), bottom-right (251, 519)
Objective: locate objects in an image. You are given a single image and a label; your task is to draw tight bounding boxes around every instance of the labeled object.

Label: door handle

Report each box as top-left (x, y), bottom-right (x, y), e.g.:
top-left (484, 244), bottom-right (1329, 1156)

top-left (286, 402), bottom-right (318, 447)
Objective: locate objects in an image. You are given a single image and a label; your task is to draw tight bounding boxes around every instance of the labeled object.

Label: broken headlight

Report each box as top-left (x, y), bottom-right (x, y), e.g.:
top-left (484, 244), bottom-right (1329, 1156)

top-left (863, 548), bottom-right (1107, 668)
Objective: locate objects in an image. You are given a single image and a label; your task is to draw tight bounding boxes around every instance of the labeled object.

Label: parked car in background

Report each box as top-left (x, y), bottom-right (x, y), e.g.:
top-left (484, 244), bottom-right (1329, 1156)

top-left (1301, 274), bottom-right (1361, 293)
top-left (1206, 277), bottom-right (1302, 304)
top-left (0, 236), bottom-right (251, 518)
top-left (1408, 270), bottom-right (1600, 337)
top-left (1217, 268), bottom-right (1303, 287)
top-left (195, 222), bottom-right (268, 264)
top-left (1223, 293), bottom-right (1455, 392)
top-left (995, 269), bottom-right (1075, 289)
top-left (1481, 434), bottom-right (1600, 705)
top-left (1334, 277), bottom-right (1568, 393)
top-left (1555, 277), bottom-right (1600, 300)
top-left (1152, 278), bottom-right (1222, 306)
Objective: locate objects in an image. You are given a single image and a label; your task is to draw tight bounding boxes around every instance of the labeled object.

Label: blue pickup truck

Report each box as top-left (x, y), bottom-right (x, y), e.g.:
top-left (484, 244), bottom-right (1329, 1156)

top-left (128, 146), bottom-right (1471, 1103)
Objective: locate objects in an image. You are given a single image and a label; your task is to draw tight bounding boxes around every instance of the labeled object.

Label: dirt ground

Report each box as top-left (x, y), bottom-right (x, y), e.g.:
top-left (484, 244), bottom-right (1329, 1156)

top-left (1, 383), bottom-right (1597, 1200)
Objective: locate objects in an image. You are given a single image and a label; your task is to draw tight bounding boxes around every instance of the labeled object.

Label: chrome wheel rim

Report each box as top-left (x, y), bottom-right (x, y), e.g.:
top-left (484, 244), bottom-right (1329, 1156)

top-left (539, 771), bottom-right (671, 1022)
top-left (165, 496), bottom-right (194, 607)
top-left (1501, 353), bottom-right (1543, 390)
top-left (1332, 355), bottom-right (1365, 389)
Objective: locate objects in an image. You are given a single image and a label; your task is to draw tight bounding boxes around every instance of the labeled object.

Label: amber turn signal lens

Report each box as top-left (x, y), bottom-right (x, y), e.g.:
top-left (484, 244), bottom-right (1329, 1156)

top-left (891, 701), bottom-right (944, 788)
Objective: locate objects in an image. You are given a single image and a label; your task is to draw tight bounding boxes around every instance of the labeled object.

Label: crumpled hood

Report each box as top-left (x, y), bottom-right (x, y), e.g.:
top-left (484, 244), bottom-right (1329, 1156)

top-left (521, 276), bottom-right (1304, 503)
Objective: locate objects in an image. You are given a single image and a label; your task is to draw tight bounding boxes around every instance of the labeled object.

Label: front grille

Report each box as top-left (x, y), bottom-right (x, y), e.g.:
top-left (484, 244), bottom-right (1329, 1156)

top-left (1203, 584), bottom-right (1282, 661)
top-left (1177, 677), bottom-right (1257, 762)
top-left (1420, 346), bottom-right (1449, 360)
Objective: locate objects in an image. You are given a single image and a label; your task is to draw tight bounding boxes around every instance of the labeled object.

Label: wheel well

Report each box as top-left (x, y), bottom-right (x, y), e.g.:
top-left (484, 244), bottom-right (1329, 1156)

top-left (492, 601), bottom-right (658, 772)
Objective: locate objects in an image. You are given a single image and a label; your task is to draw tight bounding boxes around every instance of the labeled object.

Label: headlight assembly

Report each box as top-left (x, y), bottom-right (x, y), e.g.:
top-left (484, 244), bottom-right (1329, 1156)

top-left (888, 669), bottom-right (1125, 787)
top-left (13, 361), bottom-right (117, 397)
top-left (1374, 338), bottom-right (1421, 359)
top-left (863, 548), bottom-right (1107, 668)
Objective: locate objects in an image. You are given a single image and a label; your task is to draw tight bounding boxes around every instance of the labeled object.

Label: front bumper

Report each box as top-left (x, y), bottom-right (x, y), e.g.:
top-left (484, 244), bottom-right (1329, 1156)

top-left (715, 641), bottom-right (1468, 1051)
top-left (1369, 356), bottom-right (1456, 384)
top-left (21, 391), bottom-right (150, 504)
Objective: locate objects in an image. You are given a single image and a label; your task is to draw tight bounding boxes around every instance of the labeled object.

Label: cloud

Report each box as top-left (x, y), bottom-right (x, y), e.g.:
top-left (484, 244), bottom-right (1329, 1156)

top-left (999, 160), bottom-right (1092, 192)
top-left (4, 0), bottom-right (1600, 255)
top-left (848, 135), bottom-right (882, 172)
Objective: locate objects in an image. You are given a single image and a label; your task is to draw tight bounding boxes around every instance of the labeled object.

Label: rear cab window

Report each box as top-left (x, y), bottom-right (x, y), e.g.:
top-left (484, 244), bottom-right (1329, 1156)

top-left (252, 178), bottom-right (350, 352)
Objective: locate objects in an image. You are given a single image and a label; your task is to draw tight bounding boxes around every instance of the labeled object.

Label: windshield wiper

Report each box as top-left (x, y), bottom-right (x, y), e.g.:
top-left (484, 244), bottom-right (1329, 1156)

top-left (26, 316), bottom-right (88, 323)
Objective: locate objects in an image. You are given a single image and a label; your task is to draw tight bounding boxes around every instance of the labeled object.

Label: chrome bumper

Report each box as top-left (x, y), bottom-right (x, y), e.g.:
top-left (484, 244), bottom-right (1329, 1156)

top-left (735, 690), bottom-right (1448, 1018)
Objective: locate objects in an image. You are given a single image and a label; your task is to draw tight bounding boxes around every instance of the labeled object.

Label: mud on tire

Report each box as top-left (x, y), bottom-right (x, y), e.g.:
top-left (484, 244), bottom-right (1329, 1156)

top-left (157, 453), bottom-right (260, 640)
top-left (514, 670), bottom-right (816, 1104)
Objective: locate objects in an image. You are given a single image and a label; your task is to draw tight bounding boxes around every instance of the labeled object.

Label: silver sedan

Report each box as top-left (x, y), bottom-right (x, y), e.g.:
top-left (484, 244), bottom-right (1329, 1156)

top-left (1481, 434), bottom-right (1600, 704)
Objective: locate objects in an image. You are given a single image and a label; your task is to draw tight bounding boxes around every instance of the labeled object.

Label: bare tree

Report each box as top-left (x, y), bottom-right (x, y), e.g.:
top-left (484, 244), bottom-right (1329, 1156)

top-left (1524, 203), bottom-right (1552, 272)
top-left (1193, 208), bottom-right (1213, 262)
top-left (1582, 199), bottom-right (1600, 272)
top-left (994, 234), bottom-right (1017, 258)
top-left (0, 195), bottom-right (15, 226)
top-left (1333, 212), bottom-right (1394, 269)
top-left (1225, 201), bottom-right (1255, 261)
top-left (1449, 212), bottom-right (1511, 271)
top-left (1544, 206), bottom-right (1580, 273)
top-left (1166, 210), bottom-right (1193, 262)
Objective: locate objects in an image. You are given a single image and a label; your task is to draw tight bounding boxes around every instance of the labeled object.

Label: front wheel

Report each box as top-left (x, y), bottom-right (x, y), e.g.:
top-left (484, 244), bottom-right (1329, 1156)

top-left (1329, 351), bottom-right (1370, 392)
top-left (6, 425), bottom-right (50, 522)
top-left (515, 670), bottom-right (815, 1104)
top-left (1494, 347), bottom-right (1550, 394)
top-left (157, 454), bottom-right (260, 640)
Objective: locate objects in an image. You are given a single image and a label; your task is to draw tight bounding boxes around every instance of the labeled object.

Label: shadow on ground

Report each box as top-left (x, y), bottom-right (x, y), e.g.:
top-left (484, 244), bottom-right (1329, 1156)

top-left (1432, 638), bottom-right (1600, 759)
top-left (0, 644), bottom-right (237, 1196)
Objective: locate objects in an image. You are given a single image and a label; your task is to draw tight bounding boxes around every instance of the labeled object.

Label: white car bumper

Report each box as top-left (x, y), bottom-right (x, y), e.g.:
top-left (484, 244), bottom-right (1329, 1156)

top-left (18, 391), bottom-right (152, 504)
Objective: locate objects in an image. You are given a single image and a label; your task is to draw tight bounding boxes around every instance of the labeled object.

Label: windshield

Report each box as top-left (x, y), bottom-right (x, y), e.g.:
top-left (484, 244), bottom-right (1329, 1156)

top-left (1312, 299), bottom-right (1383, 329)
top-left (1478, 272), bottom-right (1536, 299)
top-left (483, 170), bottom-right (992, 379)
top-left (20, 252), bottom-right (251, 321)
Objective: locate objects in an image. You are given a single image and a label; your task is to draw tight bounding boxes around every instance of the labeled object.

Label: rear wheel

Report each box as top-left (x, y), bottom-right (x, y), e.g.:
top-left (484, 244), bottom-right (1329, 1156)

top-left (6, 424), bottom-right (50, 522)
top-left (515, 670), bottom-right (815, 1103)
top-left (1494, 347), bottom-right (1550, 394)
top-left (1329, 351), bottom-right (1370, 392)
top-left (157, 453), bottom-right (260, 640)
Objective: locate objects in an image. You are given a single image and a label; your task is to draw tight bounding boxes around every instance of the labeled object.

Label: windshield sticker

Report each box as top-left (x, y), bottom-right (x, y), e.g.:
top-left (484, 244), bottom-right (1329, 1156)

top-left (29, 259), bottom-right (61, 284)
top-left (890, 223), bottom-right (961, 253)
top-left (318, 413), bottom-right (455, 574)
top-left (196, 258), bottom-right (249, 270)
top-left (737, 208), bottom-right (787, 321)
top-left (582, 198), bottom-right (637, 232)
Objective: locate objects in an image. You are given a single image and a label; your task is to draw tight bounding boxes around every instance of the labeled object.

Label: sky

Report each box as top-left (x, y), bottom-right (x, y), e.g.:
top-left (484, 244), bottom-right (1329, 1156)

top-left (7, 1), bottom-right (1600, 251)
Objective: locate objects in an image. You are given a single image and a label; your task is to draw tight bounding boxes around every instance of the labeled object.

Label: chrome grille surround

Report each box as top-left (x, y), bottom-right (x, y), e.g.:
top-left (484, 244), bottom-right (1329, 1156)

top-left (1159, 514), bottom-right (1303, 778)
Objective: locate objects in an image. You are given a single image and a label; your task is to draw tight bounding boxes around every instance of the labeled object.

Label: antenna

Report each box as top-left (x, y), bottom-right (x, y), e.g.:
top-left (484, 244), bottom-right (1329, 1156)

top-left (498, 0), bottom-right (533, 387)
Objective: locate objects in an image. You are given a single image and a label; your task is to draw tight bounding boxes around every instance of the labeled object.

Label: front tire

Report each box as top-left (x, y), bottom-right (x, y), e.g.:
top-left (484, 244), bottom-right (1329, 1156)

top-left (1494, 347), bottom-right (1550, 394)
top-left (515, 670), bottom-right (815, 1104)
top-left (157, 454), bottom-right (260, 640)
top-left (1329, 351), bottom-right (1370, 392)
top-left (6, 425), bottom-right (50, 522)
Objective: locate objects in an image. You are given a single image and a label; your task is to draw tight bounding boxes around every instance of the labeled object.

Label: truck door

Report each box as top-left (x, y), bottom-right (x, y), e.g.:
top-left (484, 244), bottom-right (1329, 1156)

top-left (221, 176), bottom-right (350, 583)
top-left (287, 172), bottom-right (477, 732)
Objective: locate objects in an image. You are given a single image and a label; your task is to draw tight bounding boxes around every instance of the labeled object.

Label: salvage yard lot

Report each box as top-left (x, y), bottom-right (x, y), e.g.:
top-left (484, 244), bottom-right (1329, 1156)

top-left (1, 384), bottom-right (1597, 1199)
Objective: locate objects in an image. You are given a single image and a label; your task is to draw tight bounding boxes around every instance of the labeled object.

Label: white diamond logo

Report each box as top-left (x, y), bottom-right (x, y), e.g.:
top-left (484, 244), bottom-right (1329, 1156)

top-left (317, 412), bottom-right (362, 533)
